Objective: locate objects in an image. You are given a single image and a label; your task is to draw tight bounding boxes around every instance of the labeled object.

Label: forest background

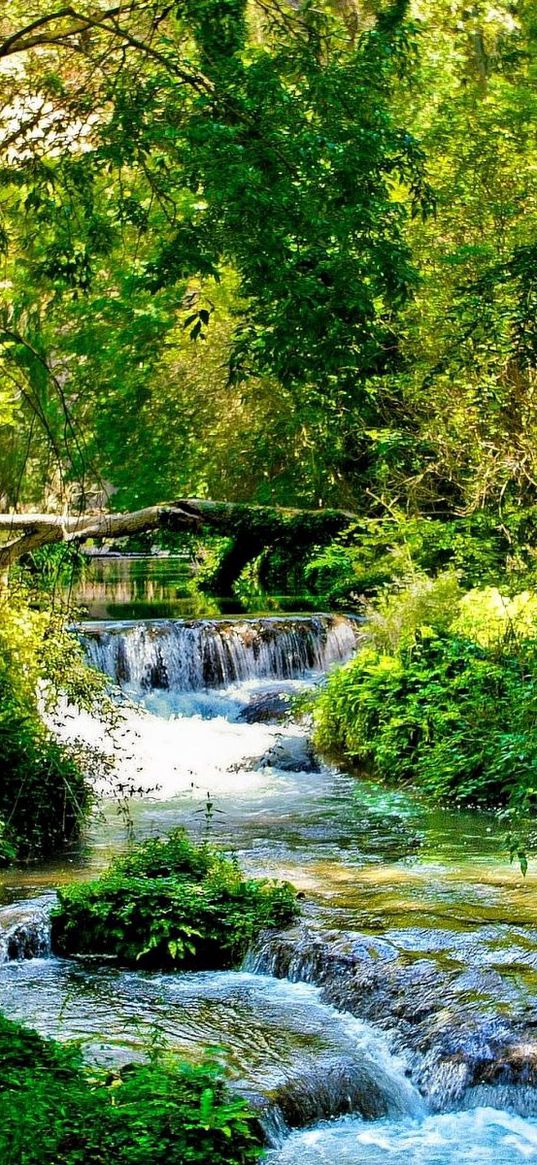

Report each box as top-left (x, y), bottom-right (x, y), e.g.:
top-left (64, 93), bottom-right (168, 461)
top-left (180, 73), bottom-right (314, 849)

top-left (1, 0), bottom-right (537, 861)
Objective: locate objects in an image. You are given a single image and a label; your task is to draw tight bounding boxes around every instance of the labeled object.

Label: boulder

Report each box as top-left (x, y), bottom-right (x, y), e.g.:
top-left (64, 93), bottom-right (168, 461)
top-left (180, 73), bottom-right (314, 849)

top-left (237, 691), bottom-right (292, 724)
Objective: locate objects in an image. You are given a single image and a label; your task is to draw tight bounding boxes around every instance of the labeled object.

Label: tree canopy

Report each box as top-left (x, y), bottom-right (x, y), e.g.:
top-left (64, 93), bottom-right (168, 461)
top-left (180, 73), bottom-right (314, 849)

top-left (0, 0), bottom-right (535, 537)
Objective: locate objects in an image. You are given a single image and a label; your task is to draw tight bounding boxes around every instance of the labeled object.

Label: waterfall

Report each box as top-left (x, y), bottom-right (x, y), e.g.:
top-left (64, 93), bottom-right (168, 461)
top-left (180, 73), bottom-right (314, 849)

top-left (80, 614), bottom-right (359, 692)
top-left (0, 899), bottom-right (52, 963)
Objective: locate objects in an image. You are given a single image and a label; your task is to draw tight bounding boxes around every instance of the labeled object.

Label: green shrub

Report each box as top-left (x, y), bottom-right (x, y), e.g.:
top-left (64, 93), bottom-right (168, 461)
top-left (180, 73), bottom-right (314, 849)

top-left (453, 587), bottom-right (537, 646)
top-left (364, 570), bottom-right (461, 653)
top-left (52, 829), bottom-right (299, 968)
top-left (313, 631), bottom-right (537, 809)
top-left (0, 598), bottom-right (96, 860)
top-left (304, 513), bottom-right (516, 607)
top-left (0, 1013), bottom-right (263, 1165)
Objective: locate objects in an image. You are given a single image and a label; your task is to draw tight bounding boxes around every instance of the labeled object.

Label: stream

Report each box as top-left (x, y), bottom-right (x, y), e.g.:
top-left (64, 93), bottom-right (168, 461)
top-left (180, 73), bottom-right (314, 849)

top-left (3, 603), bottom-right (537, 1162)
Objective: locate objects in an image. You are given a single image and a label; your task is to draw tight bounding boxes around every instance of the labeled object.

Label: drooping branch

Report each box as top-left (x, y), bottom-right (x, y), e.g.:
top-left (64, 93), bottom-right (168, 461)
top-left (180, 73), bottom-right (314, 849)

top-left (0, 499), bottom-right (355, 578)
top-left (0, 3), bottom-right (150, 57)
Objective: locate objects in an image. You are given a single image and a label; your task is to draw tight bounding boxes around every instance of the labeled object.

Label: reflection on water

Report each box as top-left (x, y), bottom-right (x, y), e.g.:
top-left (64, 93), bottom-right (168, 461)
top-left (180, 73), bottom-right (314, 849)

top-left (72, 554), bottom-right (318, 620)
top-left (0, 966), bottom-right (420, 1127)
top-left (3, 613), bottom-right (537, 1160)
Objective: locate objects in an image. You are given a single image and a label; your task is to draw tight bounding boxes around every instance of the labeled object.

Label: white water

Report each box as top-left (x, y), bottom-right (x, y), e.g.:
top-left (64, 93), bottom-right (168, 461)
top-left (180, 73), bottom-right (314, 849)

top-left (62, 613), bottom-right (358, 808)
top-left (81, 614), bottom-right (359, 691)
top-left (12, 612), bottom-right (537, 1160)
top-left (54, 679), bottom-right (323, 806)
top-left (0, 964), bottom-right (422, 1137)
top-left (267, 1108), bottom-right (537, 1164)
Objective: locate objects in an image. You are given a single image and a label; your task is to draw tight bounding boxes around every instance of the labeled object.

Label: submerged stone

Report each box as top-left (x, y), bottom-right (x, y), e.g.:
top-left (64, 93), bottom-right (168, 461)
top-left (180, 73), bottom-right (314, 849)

top-left (251, 923), bottom-right (537, 1115)
top-left (245, 733), bottom-right (321, 771)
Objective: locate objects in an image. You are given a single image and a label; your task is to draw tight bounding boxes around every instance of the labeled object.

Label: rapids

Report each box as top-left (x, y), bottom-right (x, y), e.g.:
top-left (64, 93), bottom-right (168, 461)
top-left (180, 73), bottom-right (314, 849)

top-left (3, 607), bottom-right (537, 1161)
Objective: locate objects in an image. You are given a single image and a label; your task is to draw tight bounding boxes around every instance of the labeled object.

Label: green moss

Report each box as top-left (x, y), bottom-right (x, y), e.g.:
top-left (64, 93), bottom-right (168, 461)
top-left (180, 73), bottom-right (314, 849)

top-left (51, 829), bottom-right (299, 968)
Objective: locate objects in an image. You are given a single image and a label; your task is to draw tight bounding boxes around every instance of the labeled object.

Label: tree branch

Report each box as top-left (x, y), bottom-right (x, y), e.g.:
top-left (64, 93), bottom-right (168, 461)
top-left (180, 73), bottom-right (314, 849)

top-left (0, 499), bottom-right (355, 571)
top-left (0, 4), bottom-right (138, 57)
top-left (0, 3), bottom-right (213, 94)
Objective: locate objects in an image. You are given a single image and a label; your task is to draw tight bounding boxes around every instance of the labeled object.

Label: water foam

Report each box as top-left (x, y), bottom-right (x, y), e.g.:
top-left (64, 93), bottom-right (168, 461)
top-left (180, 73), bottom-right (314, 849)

top-left (267, 1107), bottom-right (537, 1164)
top-left (80, 614), bottom-right (358, 692)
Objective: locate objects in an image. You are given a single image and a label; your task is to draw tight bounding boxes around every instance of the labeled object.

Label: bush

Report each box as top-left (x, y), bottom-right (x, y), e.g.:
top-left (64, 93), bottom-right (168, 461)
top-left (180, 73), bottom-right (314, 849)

top-left (52, 829), bottom-right (299, 968)
top-left (304, 513), bottom-right (515, 607)
top-left (453, 587), bottom-right (537, 647)
top-left (313, 576), bottom-right (537, 811)
top-left (364, 571), bottom-right (461, 653)
top-left (0, 597), bottom-right (96, 861)
top-left (313, 631), bottom-right (537, 809)
top-left (0, 1013), bottom-right (263, 1165)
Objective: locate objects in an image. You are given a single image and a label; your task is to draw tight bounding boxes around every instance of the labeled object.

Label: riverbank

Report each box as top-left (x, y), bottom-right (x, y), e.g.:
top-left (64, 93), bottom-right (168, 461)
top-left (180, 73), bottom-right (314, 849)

top-left (2, 613), bottom-right (537, 1161)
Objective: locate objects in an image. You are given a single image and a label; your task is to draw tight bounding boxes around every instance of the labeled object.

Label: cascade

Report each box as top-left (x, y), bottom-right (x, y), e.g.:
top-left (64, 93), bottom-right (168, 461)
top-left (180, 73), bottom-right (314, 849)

top-left (0, 960), bottom-right (422, 1141)
top-left (0, 899), bottom-right (52, 963)
top-left (80, 614), bottom-right (359, 691)
top-left (7, 604), bottom-right (537, 1161)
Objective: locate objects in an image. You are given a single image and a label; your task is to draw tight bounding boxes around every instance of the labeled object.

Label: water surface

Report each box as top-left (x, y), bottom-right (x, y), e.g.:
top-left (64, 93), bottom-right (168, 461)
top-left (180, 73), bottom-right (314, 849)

top-left (2, 612), bottom-right (537, 1161)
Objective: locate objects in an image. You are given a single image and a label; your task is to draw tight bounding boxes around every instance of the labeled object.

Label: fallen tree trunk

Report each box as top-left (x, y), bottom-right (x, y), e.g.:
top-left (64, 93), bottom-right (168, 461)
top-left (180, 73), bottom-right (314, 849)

top-left (0, 500), bottom-right (355, 588)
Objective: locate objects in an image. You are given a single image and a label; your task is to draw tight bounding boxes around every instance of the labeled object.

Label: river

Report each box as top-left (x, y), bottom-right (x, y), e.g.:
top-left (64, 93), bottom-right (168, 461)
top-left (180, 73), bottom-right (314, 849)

top-left (2, 601), bottom-right (537, 1162)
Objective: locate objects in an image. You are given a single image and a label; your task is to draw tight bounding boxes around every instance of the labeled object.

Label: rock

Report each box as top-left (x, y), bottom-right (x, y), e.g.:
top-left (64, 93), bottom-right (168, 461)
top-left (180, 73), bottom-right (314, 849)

top-left (249, 923), bottom-right (537, 1115)
top-left (237, 691), bottom-right (292, 724)
top-left (254, 735), bottom-right (321, 773)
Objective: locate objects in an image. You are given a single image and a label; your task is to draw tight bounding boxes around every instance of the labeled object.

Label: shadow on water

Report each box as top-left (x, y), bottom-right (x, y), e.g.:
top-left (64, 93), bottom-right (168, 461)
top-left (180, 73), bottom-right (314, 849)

top-left (71, 553), bottom-right (319, 620)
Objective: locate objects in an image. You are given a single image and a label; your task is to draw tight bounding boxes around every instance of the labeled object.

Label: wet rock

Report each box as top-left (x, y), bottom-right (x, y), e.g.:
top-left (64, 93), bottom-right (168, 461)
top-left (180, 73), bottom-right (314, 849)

top-left (247, 734), bottom-right (321, 773)
top-left (237, 692), bottom-right (292, 724)
top-left (0, 958), bottom-right (418, 1138)
top-left (250, 924), bottom-right (537, 1114)
top-left (0, 898), bottom-right (52, 963)
top-left (271, 1059), bottom-right (391, 1128)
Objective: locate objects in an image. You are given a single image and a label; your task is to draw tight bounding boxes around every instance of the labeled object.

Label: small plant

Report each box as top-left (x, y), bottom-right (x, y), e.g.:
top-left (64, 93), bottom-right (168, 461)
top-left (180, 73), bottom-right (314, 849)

top-left (0, 1013), bottom-right (263, 1165)
top-left (51, 828), bottom-right (299, 968)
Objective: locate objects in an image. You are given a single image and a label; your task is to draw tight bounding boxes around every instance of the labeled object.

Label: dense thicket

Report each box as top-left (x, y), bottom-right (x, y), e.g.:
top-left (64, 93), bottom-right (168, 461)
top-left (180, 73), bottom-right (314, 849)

top-left (313, 581), bottom-right (537, 823)
top-left (0, 0), bottom-right (432, 512)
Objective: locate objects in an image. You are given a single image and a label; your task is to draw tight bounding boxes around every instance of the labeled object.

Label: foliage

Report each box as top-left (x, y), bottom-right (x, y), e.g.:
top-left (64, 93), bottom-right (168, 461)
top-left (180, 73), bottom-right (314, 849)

top-left (313, 634), bottom-right (537, 808)
top-left (0, 1013), bottom-right (263, 1165)
top-left (0, 591), bottom-right (99, 860)
top-left (364, 570), bottom-right (461, 652)
top-left (51, 828), bottom-right (299, 968)
top-left (0, 0), bottom-right (433, 515)
top-left (453, 587), bottom-right (537, 647)
top-left (313, 580), bottom-right (537, 810)
top-left (0, 0), bottom-right (535, 543)
top-left (302, 505), bottom-right (537, 608)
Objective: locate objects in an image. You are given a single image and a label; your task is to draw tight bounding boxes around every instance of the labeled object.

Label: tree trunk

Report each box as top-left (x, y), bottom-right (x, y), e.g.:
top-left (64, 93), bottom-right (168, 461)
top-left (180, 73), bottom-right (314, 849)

top-left (0, 501), bottom-right (355, 588)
